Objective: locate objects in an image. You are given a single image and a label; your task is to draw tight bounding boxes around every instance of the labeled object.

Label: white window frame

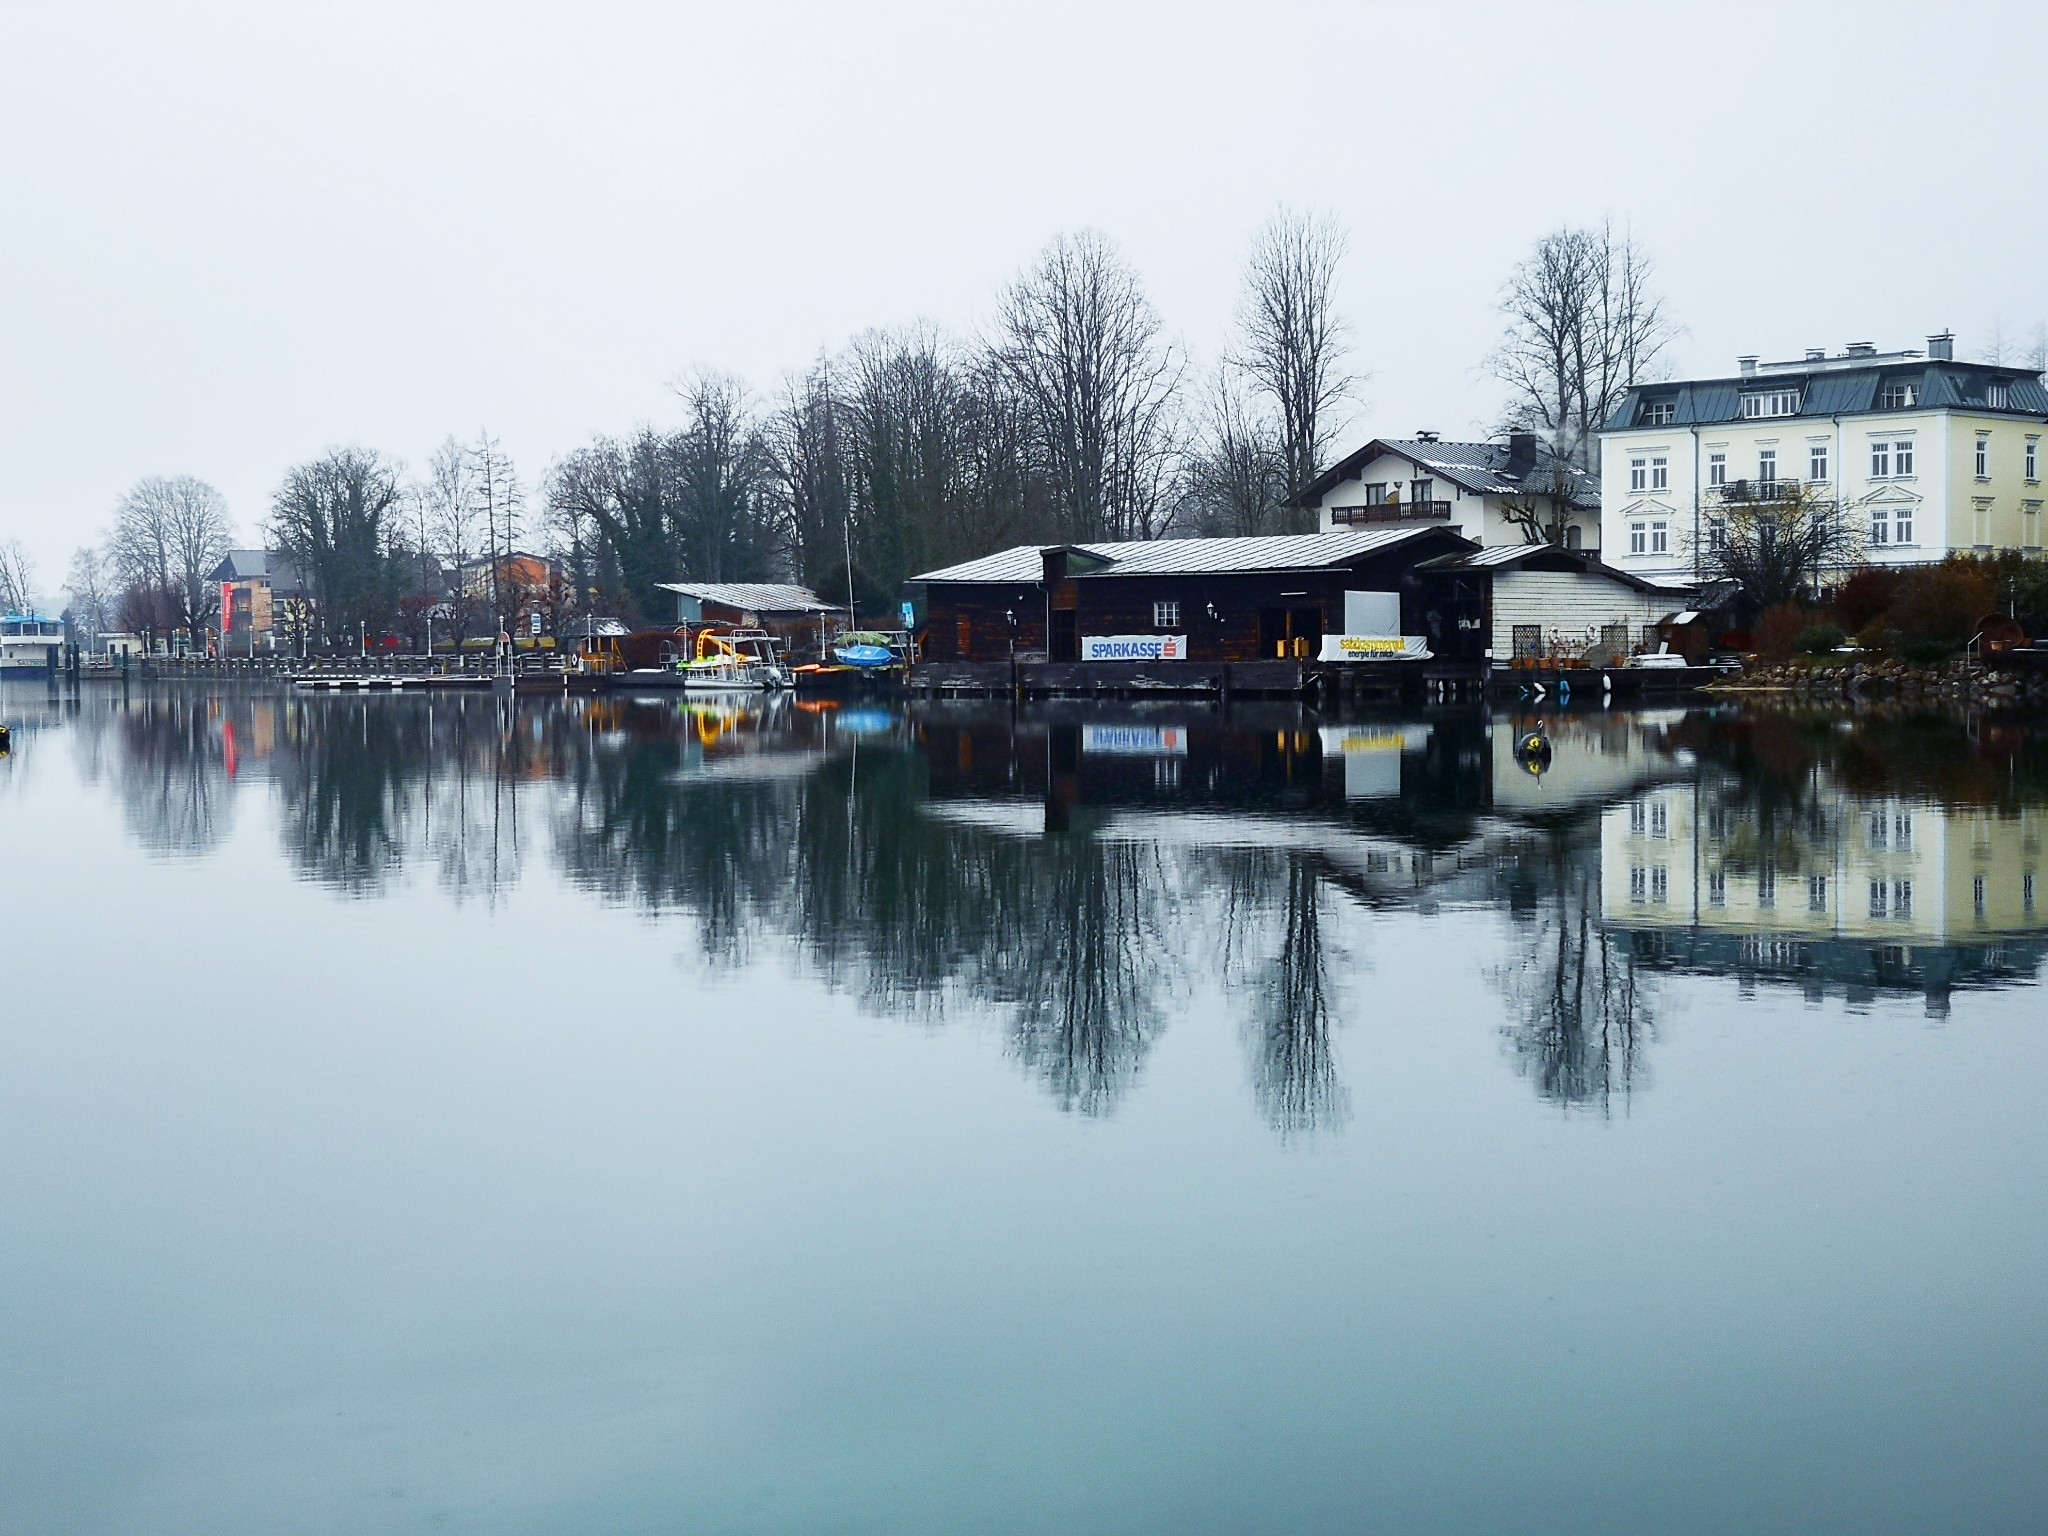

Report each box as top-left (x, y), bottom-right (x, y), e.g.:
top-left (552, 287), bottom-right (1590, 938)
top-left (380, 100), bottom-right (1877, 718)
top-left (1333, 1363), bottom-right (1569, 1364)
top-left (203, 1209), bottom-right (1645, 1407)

top-left (1976, 434), bottom-right (1990, 479)
top-left (1809, 444), bottom-right (1829, 482)
top-left (1650, 520), bottom-right (1669, 555)
top-left (1649, 456), bottom-right (1668, 491)
top-left (1869, 505), bottom-right (1890, 546)
top-left (1870, 441), bottom-right (1890, 478)
top-left (1152, 600), bottom-right (1180, 629)
top-left (1629, 457), bottom-right (1648, 492)
top-left (1896, 504), bottom-right (1914, 545)
top-left (1757, 448), bottom-right (1778, 485)
top-left (1742, 389), bottom-right (1801, 419)
top-left (1629, 521), bottom-right (1647, 556)
top-left (1894, 439), bottom-right (1914, 476)
top-left (1707, 517), bottom-right (1727, 550)
top-left (1880, 381), bottom-right (1917, 410)
top-left (2028, 437), bottom-right (2040, 482)
top-left (1642, 400), bottom-right (1675, 425)
top-left (1988, 382), bottom-right (2010, 409)
top-left (1707, 452), bottom-right (1727, 487)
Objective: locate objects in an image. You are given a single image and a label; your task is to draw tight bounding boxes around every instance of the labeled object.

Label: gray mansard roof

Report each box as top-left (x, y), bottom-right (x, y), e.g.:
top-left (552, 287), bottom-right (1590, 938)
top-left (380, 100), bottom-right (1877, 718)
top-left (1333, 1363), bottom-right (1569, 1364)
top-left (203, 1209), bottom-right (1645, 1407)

top-left (1609, 359), bottom-right (2048, 431)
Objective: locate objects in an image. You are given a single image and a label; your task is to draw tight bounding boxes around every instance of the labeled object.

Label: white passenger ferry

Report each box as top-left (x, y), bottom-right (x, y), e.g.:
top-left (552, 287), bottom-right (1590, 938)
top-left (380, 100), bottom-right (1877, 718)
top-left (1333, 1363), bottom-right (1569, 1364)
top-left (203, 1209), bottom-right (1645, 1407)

top-left (0, 615), bottom-right (64, 675)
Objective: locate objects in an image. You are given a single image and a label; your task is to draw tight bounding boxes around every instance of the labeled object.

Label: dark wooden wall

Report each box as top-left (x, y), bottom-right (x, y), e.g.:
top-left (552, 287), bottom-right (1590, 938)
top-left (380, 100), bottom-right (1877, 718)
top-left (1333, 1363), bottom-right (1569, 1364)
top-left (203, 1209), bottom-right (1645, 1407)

top-left (919, 583), bottom-right (1046, 661)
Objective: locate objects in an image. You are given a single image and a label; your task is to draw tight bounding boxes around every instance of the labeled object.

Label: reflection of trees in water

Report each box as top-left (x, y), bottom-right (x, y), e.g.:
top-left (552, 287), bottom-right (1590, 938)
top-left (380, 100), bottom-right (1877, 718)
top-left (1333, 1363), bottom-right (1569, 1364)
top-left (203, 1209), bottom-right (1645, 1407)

top-left (1679, 705), bottom-right (2048, 816)
top-left (272, 695), bottom-right (532, 897)
top-left (1002, 838), bottom-right (1164, 1115)
top-left (1252, 858), bottom-right (1348, 1135)
top-left (548, 715), bottom-right (1374, 1122)
top-left (111, 693), bottom-right (233, 856)
top-left (1497, 843), bottom-right (1650, 1113)
top-left (1216, 850), bottom-right (1347, 1136)
top-left (553, 738), bottom-right (1179, 1114)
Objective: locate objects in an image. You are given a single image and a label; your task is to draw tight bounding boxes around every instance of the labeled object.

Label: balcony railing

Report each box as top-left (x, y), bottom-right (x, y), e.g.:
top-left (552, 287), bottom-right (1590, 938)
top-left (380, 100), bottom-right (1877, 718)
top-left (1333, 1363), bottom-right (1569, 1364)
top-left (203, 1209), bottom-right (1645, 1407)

top-left (1717, 478), bottom-right (1799, 504)
top-left (1330, 501), bottom-right (1453, 526)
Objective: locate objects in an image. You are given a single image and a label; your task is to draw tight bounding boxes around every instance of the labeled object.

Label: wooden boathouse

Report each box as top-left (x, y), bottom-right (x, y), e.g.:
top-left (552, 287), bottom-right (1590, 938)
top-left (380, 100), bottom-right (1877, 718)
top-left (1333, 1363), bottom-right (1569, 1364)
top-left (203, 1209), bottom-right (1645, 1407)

top-left (907, 527), bottom-right (1488, 697)
top-left (905, 528), bottom-right (1723, 702)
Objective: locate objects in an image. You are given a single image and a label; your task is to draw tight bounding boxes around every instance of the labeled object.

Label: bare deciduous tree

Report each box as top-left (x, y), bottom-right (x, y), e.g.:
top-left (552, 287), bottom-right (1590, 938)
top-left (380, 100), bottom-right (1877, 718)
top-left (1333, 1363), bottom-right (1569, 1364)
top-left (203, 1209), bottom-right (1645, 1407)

top-left (1177, 366), bottom-right (1289, 537)
top-left (1496, 456), bottom-right (1590, 548)
top-left (1488, 222), bottom-right (1675, 468)
top-left (672, 371), bottom-right (778, 583)
top-left (268, 446), bottom-right (406, 645)
top-left (764, 354), bottom-right (855, 594)
top-left (412, 438), bottom-right (478, 640)
top-left (108, 475), bottom-right (233, 641)
top-left (0, 539), bottom-right (37, 614)
top-left (63, 545), bottom-right (114, 643)
top-left (468, 432), bottom-right (524, 636)
top-left (1694, 480), bottom-right (1862, 609)
top-left (1232, 206), bottom-right (1354, 516)
top-left (993, 229), bottom-right (1183, 542)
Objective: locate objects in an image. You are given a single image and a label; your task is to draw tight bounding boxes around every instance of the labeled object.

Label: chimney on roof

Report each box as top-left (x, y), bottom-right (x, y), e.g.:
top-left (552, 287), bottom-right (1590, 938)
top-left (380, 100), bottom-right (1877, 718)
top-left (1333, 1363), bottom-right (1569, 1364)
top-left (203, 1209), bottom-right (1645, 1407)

top-left (1505, 430), bottom-right (1537, 478)
top-left (1927, 330), bottom-right (1954, 361)
top-left (1805, 348), bottom-right (1826, 363)
top-left (1738, 355), bottom-right (1759, 377)
top-left (1415, 429), bottom-right (1439, 443)
top-left (1846, 341), bottom-right (1877, 357)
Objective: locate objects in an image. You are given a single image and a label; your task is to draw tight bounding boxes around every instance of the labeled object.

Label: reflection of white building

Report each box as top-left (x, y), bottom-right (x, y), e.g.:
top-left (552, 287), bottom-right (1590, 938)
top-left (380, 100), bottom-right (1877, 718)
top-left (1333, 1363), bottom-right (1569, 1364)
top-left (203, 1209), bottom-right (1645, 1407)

top-left (1491, 710), bottom-right (1691, 815)
top-left (1602, 782), bottom-right (2045, 1005)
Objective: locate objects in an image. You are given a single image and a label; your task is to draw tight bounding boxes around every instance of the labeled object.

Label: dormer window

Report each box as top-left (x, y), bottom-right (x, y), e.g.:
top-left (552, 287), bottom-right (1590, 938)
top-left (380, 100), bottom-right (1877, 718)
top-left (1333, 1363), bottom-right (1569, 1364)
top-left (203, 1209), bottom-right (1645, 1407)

top-left (1742, 388), bottom-right (1801, 419)
top-left (1879, 380), bottom-right (1917, 409)
top-left (1988, 380), bottom-right (2011, 409)
top-left (1641, 398), bottom-right (1676, 425)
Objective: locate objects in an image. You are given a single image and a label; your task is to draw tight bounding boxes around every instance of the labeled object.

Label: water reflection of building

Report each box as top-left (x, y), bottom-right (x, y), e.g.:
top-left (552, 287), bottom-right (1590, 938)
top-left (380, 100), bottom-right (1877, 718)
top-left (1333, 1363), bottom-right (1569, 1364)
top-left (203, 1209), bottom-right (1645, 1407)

top-left (1603, 781), bottom-right (2046, 1012)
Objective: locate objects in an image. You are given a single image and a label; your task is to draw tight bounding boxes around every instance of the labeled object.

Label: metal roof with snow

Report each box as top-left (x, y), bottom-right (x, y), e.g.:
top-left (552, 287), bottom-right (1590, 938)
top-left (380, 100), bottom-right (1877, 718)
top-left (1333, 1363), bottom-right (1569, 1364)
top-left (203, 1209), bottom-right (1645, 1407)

top-left (1286, 437), bottom-right (1600, 512)
top-left (909, 526), bottom-right (1471, 585)
top-left (1417, 543), bottom-right (1687, 594)
top-left (654, 581), bottom-right (838, 613)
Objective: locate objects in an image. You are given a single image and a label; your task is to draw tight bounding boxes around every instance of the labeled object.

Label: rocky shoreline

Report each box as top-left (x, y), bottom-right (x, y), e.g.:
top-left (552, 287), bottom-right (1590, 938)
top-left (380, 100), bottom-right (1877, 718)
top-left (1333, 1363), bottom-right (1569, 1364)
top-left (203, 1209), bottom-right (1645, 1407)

top-left (1710, 657), bottom-right (2048, 705)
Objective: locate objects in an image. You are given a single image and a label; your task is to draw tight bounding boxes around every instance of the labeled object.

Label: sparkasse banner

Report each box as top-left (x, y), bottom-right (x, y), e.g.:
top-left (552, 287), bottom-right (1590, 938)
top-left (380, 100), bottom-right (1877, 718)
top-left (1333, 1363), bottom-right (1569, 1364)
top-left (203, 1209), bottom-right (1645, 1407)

top-left (1080, 634), bottom-right (1187, 661)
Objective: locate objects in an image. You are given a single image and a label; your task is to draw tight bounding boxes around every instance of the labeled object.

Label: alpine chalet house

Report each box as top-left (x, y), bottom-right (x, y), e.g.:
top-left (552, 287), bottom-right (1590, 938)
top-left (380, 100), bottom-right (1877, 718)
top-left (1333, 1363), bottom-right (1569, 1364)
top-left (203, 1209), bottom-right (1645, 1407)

top-left (1601, 333), bottom-right (2048, 587)
top-left (1288, 432), bottom-right (1601, 550)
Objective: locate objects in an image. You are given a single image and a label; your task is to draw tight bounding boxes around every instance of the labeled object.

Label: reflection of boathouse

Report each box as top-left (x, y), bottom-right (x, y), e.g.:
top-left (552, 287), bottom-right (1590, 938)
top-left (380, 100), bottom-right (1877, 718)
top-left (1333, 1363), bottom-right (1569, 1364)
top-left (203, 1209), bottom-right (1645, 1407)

top-left (1602, 783), bottom-right (2046, 1011)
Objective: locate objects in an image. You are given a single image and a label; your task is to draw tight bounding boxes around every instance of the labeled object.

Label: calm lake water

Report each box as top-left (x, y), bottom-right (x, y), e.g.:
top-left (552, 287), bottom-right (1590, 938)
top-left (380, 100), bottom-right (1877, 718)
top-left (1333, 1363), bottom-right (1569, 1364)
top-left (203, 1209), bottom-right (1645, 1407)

top-left (2, 682), bottom-right (2044, 1535)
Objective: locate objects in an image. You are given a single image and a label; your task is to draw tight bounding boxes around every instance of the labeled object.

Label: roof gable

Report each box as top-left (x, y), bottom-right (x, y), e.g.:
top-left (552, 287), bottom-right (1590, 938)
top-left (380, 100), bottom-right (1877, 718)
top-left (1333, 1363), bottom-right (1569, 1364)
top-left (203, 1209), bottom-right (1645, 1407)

top-left (1290, 437), bottom-right (1597, 510)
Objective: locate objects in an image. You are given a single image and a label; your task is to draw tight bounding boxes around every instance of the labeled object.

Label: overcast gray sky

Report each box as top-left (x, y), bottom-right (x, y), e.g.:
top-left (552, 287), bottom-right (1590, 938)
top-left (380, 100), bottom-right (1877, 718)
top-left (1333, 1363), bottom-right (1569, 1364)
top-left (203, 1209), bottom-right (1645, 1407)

top-left (4, 0), bottom-right (2044, 588)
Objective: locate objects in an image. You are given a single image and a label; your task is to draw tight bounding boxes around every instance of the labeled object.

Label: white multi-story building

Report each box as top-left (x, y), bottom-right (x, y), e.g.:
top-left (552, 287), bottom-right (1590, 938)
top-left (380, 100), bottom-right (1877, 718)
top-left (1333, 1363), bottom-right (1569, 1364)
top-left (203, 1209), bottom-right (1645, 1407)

top-left (1600, 333), bottom-right (2048, 584)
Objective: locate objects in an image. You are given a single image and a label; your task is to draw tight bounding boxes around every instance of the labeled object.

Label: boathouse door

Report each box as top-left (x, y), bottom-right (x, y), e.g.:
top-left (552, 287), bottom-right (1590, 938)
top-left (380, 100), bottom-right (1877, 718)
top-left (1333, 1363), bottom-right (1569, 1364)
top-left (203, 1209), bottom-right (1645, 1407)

top-left (1050, 609), bottom-right (1078, 661)
top-left (1258, 607), bottom-right (1323, 660)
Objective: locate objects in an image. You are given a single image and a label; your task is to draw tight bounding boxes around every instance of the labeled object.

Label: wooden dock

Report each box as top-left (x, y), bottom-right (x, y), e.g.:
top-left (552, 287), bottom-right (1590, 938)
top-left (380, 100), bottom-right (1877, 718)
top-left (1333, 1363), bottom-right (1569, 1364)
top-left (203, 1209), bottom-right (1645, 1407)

top-left (910, 657), bottom-right (1717, 704)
